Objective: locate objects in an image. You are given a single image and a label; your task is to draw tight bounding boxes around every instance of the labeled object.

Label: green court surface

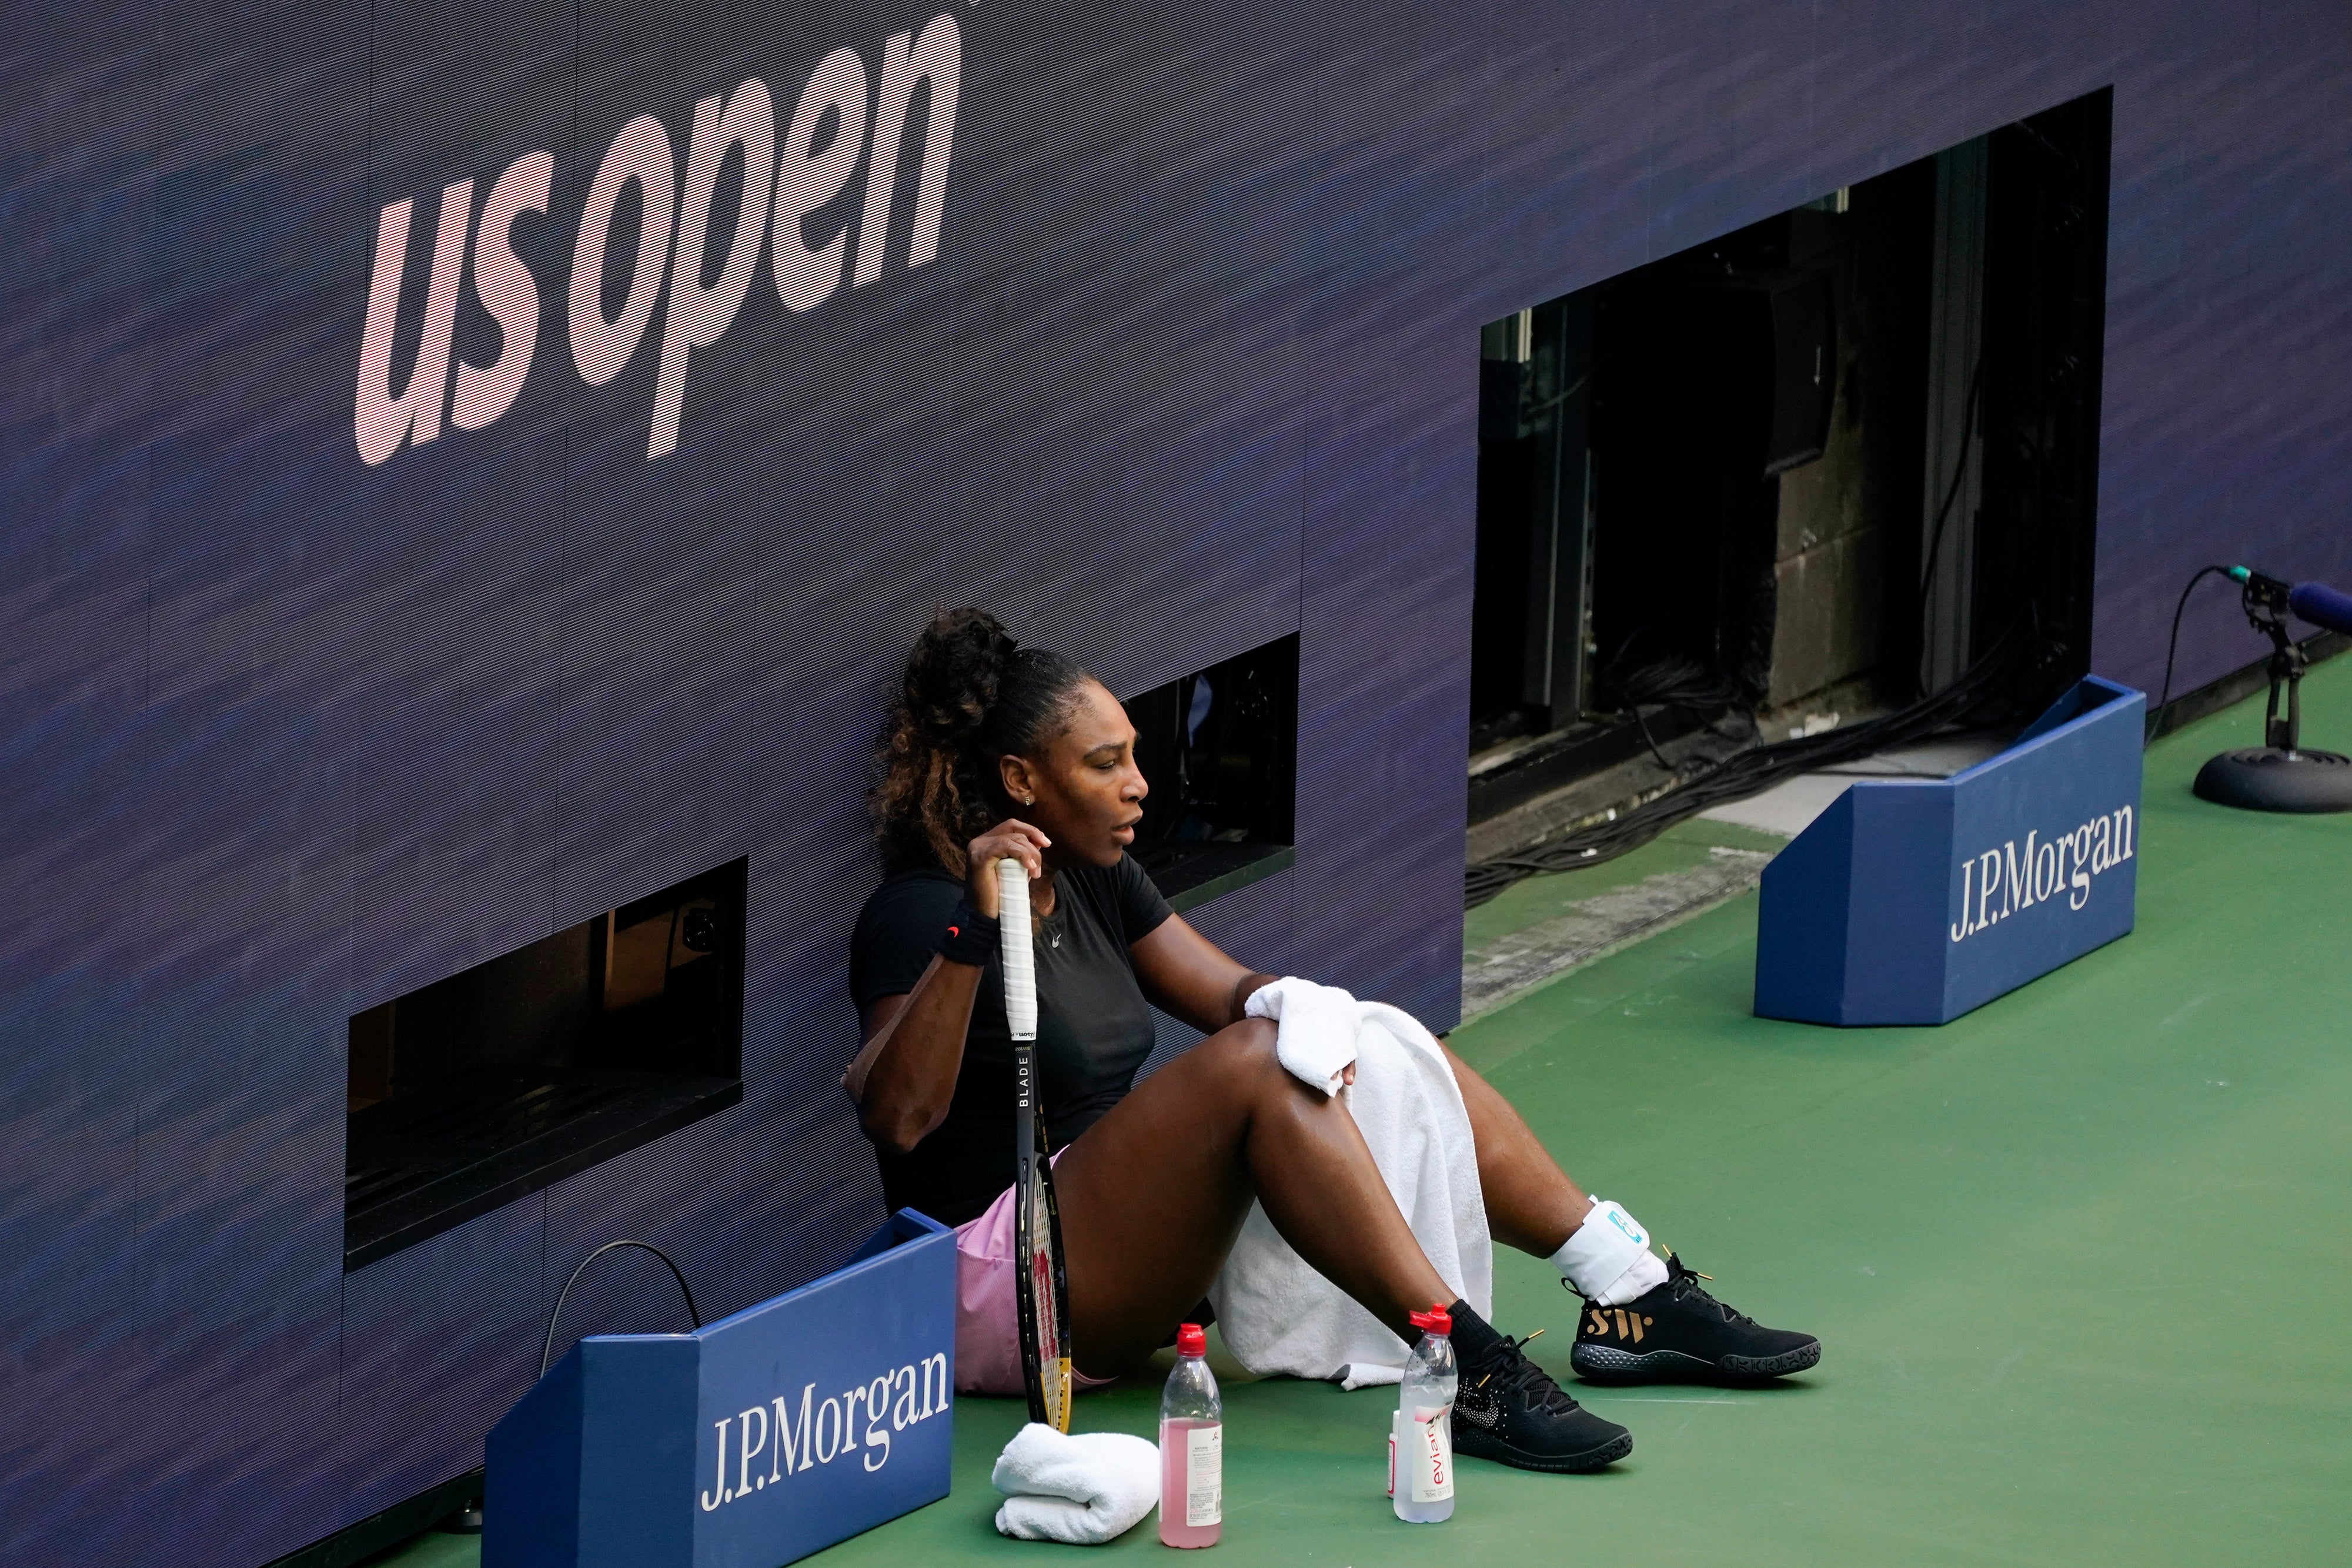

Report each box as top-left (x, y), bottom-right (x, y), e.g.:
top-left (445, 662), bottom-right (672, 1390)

top-left (373, 661), bottom-right (2352, 1567)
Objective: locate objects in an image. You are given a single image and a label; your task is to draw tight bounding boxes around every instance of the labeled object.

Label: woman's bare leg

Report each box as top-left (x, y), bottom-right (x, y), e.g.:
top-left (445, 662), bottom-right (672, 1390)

top-left (1053, 1017), bottom-right (1454, 1377)
top-left (1445, 1047), bottom-right (1595, 1256)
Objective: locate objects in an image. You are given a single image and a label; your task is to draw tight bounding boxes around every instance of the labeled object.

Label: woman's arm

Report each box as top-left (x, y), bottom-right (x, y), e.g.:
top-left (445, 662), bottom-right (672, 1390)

top-left (844, 956), bottom-right (984, 1152)
top-left (845, 818), bottom-right (1052, 1153)
top-left (1130, 913), bottom-right (1279, 1035)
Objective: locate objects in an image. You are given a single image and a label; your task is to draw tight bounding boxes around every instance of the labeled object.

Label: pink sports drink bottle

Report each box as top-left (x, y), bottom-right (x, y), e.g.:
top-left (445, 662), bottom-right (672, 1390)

top-left (1160, 1323), bottom-right (1222, 1546)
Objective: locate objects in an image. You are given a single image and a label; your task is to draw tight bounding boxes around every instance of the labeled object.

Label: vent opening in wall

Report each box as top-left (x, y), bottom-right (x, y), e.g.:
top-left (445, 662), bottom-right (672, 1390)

top-left (1122, 634), bottom-right (1297, 912)
top-left (343, 860), bottom-right (748, 1271)
top-left (1468, 88), bottom-right (2110, 825)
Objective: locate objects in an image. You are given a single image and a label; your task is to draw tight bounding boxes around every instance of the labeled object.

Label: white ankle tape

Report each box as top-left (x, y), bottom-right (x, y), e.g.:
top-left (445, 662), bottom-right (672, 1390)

top-left (1549, 1201), bottom-right (1668, 1306)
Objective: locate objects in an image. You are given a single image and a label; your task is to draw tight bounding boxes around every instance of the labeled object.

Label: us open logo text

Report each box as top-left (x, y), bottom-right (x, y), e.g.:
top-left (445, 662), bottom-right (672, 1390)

top-left (355, 15), bottom-right (960, 465)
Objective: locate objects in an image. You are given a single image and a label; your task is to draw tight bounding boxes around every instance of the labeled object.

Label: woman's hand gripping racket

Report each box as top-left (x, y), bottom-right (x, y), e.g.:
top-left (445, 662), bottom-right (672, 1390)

top-left (999, 858), bottom-right (1073, 1432)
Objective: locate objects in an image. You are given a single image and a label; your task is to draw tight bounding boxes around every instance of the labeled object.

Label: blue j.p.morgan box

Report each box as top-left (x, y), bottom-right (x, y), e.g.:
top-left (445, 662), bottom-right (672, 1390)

top-left (1755, 676), bottom-right (2146, 1027)
top-left (485, 1209), bottom-right (956, 1568)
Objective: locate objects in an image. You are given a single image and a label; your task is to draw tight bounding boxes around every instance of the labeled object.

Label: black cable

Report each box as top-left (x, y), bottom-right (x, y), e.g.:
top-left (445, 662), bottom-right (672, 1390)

top-left (2143, 564), bottom-right (2234, 745)
top-left (1916, 356), bottom-right (1986, 647)
top-left (1605, 646), bottom-right (1745, 714)
top-left (1629, 704), bottom-right (1676, 772)
top-left (542, 1240), bottom-right (703, 1378)
top-left (1465, 627), bottom-right (2026, 909)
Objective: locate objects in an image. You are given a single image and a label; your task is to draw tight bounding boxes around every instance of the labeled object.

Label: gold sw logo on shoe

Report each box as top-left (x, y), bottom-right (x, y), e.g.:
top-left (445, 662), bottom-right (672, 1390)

top-left (1586, 1307), bottom-right (1655, 1344)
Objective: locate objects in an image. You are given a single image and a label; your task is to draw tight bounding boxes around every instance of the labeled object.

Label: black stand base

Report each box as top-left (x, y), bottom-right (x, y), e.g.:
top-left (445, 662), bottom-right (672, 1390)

top-left (2193, 589), bottom-right (2352, 812)
top-left (436, 1499), bottom-right (486, 1535)
top-left (2193, 747), bottom-right (2352, 813)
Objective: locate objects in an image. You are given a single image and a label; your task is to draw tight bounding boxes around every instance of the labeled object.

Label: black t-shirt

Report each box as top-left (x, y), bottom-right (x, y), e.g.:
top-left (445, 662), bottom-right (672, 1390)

top-left (847, 855), bottom-right (1174, 1226)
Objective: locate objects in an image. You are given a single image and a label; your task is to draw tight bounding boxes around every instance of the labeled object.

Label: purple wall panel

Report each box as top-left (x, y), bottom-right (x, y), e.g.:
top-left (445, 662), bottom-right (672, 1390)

top-left (2097, 22), bottom-right (2352, 695)
top-left (9, 0), bottom-right (2352, 1560)
top-left (338, 1201), bottom-right (547, 1524)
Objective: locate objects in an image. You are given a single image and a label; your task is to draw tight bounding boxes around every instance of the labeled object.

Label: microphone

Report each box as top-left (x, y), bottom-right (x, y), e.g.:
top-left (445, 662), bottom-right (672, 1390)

top-left (2226, 566), bottom-right (2352, 637)
top-left (2289, 580), bottom-right (2352, 638)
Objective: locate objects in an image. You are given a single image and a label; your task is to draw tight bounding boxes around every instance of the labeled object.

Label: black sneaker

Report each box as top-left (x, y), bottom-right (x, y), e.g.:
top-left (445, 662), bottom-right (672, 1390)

top-left (1569, 1253), bottom-right (1820, 1383)
top-left (1452, 1329), bottom-right (1635, 1473)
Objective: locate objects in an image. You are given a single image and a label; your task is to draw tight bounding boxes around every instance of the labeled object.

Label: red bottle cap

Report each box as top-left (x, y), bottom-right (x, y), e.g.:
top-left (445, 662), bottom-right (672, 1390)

top-left (1408, 1304), bottom-right (1452, 1336)
top-left (1176, 1323), bottom-right (1207, 1357)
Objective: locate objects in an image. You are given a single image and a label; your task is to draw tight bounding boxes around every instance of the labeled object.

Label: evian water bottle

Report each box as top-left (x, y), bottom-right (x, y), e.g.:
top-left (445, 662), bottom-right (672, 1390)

top-left (1160, 1323), bottom-right (1222, 1546)
top-left (1389, 1305), bottom-right (1456, 1523)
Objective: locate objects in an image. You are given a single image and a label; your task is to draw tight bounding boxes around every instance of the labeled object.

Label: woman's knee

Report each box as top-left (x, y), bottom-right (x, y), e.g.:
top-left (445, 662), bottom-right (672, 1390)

top-left (1193, 1017), bottom-right (1349, 1123)
top-left (1182, 1015), bottom-right (1284, 1091)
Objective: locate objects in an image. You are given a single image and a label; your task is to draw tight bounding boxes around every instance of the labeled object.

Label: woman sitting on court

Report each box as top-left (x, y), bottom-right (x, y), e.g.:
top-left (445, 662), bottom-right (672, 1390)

top-left (845, 610), bottom-right (1818, 1473)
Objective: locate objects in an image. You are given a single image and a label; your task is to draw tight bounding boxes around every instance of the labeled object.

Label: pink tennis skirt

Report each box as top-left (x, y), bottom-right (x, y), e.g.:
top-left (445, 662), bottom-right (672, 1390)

top-left (951, 1155), bottom-right (1117, 1397)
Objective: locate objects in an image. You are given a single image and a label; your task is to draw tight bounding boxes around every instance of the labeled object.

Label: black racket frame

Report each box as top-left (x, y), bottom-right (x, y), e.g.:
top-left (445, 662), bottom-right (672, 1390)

top-left (1011, 1038), bottom-right (1072, 1429)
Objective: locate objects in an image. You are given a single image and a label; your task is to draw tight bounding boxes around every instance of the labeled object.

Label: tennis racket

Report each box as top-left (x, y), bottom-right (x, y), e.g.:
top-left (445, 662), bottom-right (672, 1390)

top-left (1000, 857), bottom-right (1073, 1432)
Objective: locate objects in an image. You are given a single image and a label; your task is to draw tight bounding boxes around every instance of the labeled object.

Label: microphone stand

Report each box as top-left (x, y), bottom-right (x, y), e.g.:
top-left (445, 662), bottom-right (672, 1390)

top-left (2192, 571), bottom-right (2352, 813)
top-left (2248, 574), bottom-right (2308, 756)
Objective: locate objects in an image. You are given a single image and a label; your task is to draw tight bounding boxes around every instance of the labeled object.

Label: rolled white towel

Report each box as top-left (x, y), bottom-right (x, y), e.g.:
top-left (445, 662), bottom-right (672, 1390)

top-left (990, 1423), bottom-right (1161, 1544)
top-left (1244, 976), bottom-right (1360, 1096)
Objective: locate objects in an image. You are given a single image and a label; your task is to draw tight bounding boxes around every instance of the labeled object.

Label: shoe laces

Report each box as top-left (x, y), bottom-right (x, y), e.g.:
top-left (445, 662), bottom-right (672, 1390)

top-left (1469, 1329), bottom-right (1581, 1417)
top-left (1665, 1250), bottom-right (1753, 1325)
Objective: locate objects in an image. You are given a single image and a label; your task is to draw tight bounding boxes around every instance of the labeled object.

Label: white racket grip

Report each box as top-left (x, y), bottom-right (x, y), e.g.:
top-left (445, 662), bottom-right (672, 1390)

top-left (997, 858), bottom-right (1038, 1041)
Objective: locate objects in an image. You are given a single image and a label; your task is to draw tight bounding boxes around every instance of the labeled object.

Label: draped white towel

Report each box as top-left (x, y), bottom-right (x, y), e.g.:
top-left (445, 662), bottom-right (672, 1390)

top-left (1242, 975), bottom-right (1363, 1095)
top-left (990, 1423), bottom-right (1161, 1544)
top-left (1213, 979), bottom-right (1494, 1385)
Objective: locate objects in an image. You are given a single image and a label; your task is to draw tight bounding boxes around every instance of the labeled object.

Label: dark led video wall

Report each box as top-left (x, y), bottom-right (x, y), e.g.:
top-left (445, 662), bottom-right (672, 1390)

top-left (9, 0), bottom-right (2352, 1562)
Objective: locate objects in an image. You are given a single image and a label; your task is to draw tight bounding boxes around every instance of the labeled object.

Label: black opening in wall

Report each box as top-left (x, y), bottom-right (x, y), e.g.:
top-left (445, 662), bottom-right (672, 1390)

top-left (1468, 88), bottom-right (2110, 823)
top-left (1122, 634), bottom-right (1298, 911)
top-left (343, 860), bottom-right (747, 1270)
top-left (1970, 89), bottom-right (2110, 698)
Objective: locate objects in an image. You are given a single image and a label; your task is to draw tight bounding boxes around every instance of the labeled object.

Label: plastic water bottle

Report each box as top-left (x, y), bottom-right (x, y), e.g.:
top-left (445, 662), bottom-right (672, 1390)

top-left (1389, 1304), bottom-right (1456, 1523)
top-left (1160, 1323), bottom-right (1222, 1547)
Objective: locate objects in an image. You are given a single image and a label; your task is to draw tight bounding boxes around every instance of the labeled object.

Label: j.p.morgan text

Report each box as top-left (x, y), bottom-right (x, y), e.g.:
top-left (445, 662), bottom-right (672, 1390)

top-left (700, 1353), bottom-right (949, 1511)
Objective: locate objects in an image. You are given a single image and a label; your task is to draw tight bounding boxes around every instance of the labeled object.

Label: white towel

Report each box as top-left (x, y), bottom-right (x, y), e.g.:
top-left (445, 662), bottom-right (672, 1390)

top-left (1211, 986), bottom-right (1494, 1385)
top-left (990, 1423), bottom-right (1161, 1544)
top-left (1244, 975), bottom-right (1361, 1095)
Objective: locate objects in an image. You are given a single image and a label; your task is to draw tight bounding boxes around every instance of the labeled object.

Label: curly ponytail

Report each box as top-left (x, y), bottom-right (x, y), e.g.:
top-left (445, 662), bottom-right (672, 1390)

top-left (871, 609), bottom-right (1091, 874)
